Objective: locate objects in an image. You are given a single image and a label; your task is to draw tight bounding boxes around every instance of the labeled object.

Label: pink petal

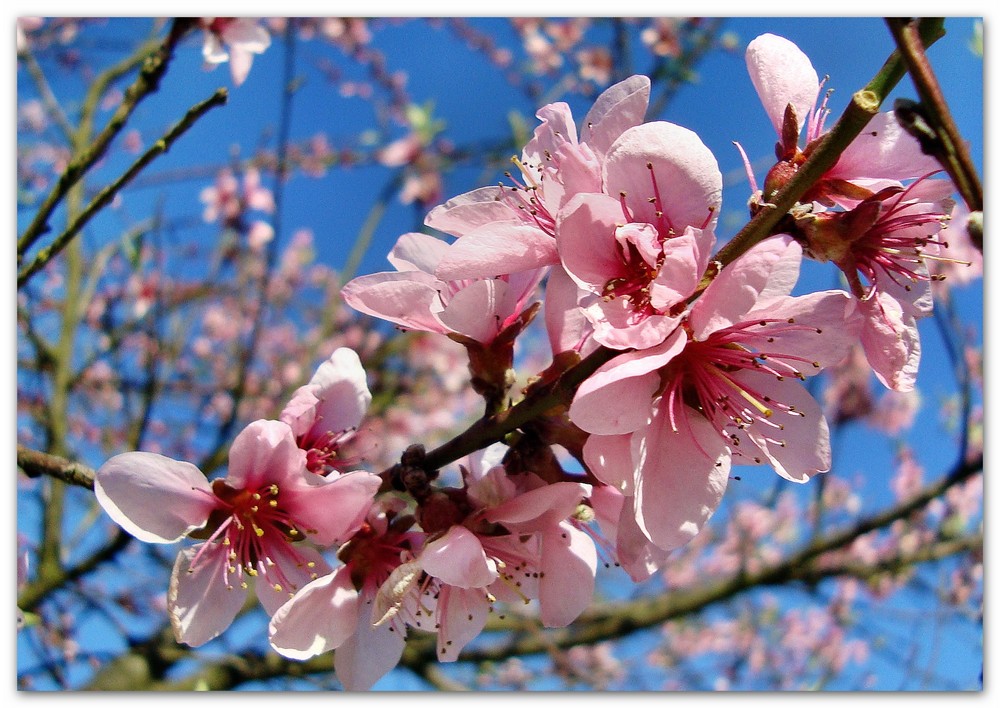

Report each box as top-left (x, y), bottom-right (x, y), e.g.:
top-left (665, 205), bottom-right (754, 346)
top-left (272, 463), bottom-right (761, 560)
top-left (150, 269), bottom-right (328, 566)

top-left (222, 19), bottom-right (271, 54)
top-left (557, 192), bottom-right (630, 291)
top-left (201, 33), bottom-right (227, 64)
top-left (538, 522), bottom-right (597, 627)
top-left (94, 452), bottom-right (215, 543)
top-left (436, 279), bottom-right (505, 343)
top-left (614, 500), bottom-right (670, 582)
top-left (543, 266), bottom-right (595, 356)
top-left (168, 545), bottom-right (247, 647)
top-left (226, 419), bottom-right (306, 490)
top-left (570, 330), bottom-right (685, 435)
top-left (486, 481), bottom-right (588, 530)
top-left (860, 292), bottom-right (921, 392)
top-left (527, 102), bottom-right (579, 156)
top-left (735, 371), bottom-right (831, 482)
top-left (341, 271), bottom-right (448, 334)
top-left (227, 48), bottom-right (254, 86)
top-left (544, 140), bottom-right (602, 213)
top-left (690, 234), bottom-right (802, 339)
top-left (436, 585), bottom-right (489, 662)
top-left (604, 121), bottom-right (722, 233)
top-left (631, 410), bottom-right (731, 551)
top-left (334, 593), bottom-right (407, 690)
top-left (744, 289), bottom-right (862, 373)
top-left (745, 33), bottom-right (819, 137)
top-left (582, 433), bottom-right (635, 492)
top-left (386, 231), bottom-right (449, 274)
top-left (268, 566), bottom-right (360, 659)
top-left (434, 224), bottom-right (559, 280)
top-left (306, 347), bottom-right (372, 436)
top-left (279, 385), bottom-right (321, 440)
top-left (464, 442), bottom-right (509, 483)
top-left (830, 111), bottom-right (941, 182)
top-left (424, 186), bottom-right (519, 237)
top-left (581, 74), bottom-right (651, 157)
top-left (421, 526), bottom-right (497, 588)
top-left (282, 470), bottom-right (381, 547)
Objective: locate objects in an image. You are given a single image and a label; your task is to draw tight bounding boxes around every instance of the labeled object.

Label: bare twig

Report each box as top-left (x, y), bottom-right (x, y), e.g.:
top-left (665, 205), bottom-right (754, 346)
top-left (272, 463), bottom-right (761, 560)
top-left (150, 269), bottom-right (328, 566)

top-left (18, 88), bottom-right (229, 289)
top-left (17, 19), bottom-right (196, 259)
top-left (709, 18), bottom-right (946, 273)
top-left (886, 17), bottom-right (983, 241)
top-left (17, 444), bottom-right (95, 490)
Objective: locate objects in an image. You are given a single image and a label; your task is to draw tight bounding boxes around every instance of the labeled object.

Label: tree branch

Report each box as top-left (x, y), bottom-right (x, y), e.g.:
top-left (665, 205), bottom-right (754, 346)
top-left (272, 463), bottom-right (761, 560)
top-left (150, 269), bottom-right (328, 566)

top-left (17, 19), bottom-right (196, 260)
top-left (709, 18), bottom-right (946, 272)
top-left (886, 18), bottom-right (983, 228)
top-left (18, 87), bottom-right (228, 289)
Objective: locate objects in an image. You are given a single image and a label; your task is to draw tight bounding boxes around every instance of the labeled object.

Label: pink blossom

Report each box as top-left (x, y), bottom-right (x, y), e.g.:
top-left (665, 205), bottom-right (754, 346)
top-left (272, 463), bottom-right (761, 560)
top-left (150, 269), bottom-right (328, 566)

top-left (929, 200), bottom-right (983, 287)
top-left (744, 33), bottom-right (939, 207)
top-left (572, 236), bottom-right (860, 551)
top-left (94, 419), bottom-right (380, 646)
top-left (796, 177), bottom-right (953, 390)
top-left (429, 74), bottom-right (652, 281)
top-left (280, 347), bottom-right (373, 475)
top-left (268, 499), bottom-right (425, 690)
top-left (199, 167), bottom-right (274, 228)
top-left (341, 231), bottom-right (544, 344)
top-left (411, 446), bottom-right (597, 660)
top-left (548, 118), bottom-right (721, 351)
top-left (200, 18), bottom-right (271, 86)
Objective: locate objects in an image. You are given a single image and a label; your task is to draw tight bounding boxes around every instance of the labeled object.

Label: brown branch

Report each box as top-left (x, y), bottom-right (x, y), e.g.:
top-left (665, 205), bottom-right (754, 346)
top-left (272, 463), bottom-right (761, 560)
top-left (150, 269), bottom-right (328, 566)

top-left (17, 444), bottom-right (95, 490)
top-left (17, 19), bottom-right (196, 260)
top-left (885, 17), bottom-right (983, 250)
top-left (18, 87), bottom-right (229, 289)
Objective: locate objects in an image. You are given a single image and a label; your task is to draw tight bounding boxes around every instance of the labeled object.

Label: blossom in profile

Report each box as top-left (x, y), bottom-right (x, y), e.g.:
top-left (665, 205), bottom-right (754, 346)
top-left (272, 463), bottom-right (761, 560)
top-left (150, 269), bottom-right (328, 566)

top-left (200, 18), bottom-right (271, 86)
top-left (280, 348), bottom-right (373, 475)
top-left (571, 236), bottom-right (860, 551)
top-left (94, 419), bottom-right (380, 646)
top-left (742, 33), bottom-right (939, 208)
top-left (341, 231), bottom-right (544, 345)
top-left (797, 177), bottom-right (954, 391)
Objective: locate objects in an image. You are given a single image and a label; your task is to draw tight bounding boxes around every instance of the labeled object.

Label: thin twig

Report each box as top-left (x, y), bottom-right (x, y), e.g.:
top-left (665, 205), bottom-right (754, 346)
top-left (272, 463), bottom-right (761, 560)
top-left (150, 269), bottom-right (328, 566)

top-left (885, 18), bottom-right (983, 222)
top-left (17, 444), bottom-right (95, 490)
top-left (709, 18), bottom-right (946, 273)
top-left (17, 19), bottom-right (196, 259)
top-left (18, 88), bottom-right (229, 289)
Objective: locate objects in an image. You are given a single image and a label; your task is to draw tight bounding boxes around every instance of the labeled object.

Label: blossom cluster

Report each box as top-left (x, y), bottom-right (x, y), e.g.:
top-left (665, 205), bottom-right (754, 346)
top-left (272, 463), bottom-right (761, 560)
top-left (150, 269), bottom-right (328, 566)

top-left (91, 32), bottom-right (965, 689)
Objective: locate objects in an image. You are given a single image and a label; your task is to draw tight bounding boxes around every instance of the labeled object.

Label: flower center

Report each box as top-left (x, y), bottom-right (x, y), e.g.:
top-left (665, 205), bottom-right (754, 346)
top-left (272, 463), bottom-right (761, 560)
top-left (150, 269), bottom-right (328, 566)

top-left (499, 155), bottom-right (557, 237)
top-left (661, 319), bottom-right (824, 459)
top-left (188, 480), bottom-right (317, 595)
